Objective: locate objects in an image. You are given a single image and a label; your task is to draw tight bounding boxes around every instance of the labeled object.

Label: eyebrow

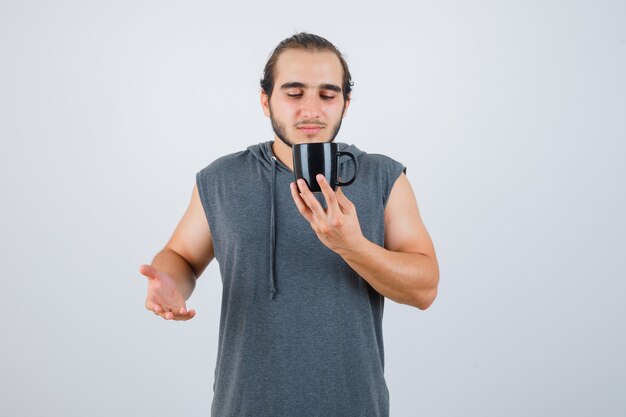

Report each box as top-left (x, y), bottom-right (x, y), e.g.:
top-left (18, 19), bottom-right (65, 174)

top-left (280, 82), bottom-right (342, 93)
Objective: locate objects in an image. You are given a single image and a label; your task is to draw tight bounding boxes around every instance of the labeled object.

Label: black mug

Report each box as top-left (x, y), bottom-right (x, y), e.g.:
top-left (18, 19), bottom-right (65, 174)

top-left (292, 142), bottom-right (358, 193)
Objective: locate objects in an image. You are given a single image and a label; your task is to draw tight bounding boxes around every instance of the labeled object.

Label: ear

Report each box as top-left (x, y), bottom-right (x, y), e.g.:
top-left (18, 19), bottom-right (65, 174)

top-left (260, 90), bottom-right (271, 118)
top-left (342, 94), bottom-right (351, 118)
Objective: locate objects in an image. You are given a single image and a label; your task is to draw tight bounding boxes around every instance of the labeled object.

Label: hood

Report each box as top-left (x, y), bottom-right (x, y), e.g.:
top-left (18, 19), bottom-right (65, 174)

top-left (247, 140), bottom-right (366, 300)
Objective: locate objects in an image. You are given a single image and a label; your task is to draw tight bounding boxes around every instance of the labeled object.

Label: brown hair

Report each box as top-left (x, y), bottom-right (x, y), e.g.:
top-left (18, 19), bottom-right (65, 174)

top-left (260, 32), bottom-right (353, 101)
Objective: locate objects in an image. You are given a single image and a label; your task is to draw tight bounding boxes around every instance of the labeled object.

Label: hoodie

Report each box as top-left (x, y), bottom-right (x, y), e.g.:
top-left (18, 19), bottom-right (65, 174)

top-left (196, 140), bottom-right (406, 417)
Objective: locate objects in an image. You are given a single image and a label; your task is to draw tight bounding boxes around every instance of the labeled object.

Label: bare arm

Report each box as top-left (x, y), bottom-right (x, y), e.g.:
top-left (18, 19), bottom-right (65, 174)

top-left (149, 248), bottom-right (197, 302)
top-left (139, 183), bottom-right (215, 320)
top-left (290, 172), bottom-right (439, 310)
top-left (340, 173), bottom-right (439, 309)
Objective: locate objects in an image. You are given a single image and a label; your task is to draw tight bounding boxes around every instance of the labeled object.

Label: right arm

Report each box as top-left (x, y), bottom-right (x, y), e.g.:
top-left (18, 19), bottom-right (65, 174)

top-left (139, 183), bottom-right (215, 320)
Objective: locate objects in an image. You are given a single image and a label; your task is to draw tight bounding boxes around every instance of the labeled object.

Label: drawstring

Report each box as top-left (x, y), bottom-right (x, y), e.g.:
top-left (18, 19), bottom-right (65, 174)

top-left (269, 156), bottom-right (277, 300)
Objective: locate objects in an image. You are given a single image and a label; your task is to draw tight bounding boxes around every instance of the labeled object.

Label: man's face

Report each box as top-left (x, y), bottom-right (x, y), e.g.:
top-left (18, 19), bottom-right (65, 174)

top-left (261, 49), bottom-right (350, 147)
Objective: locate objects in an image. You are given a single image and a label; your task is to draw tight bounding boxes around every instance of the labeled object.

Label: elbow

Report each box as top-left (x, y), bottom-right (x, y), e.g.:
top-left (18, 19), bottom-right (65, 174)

top-left (413, 287), bottom-right (437, 310)
top-left (412, 269), bottom-right (439, 310)
top-left (412, 257), bottom-right (439, 310)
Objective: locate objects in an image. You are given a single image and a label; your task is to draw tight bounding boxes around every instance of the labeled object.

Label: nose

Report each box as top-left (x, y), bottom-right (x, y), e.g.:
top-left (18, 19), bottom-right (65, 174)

top-left (299, 94), bottom-right (322, 119)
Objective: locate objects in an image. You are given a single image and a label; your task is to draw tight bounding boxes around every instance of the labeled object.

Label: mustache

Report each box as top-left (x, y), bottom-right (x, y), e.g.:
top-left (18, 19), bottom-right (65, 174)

top-left (294, 120), bottom-right (326, 128)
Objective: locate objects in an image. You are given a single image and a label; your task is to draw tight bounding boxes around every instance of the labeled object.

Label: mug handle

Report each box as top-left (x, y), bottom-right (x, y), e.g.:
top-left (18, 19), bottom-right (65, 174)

top-left (335, 151), bottom-right (358, 187)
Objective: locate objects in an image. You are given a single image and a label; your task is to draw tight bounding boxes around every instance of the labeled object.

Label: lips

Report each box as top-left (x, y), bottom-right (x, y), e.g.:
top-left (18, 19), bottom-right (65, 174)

top-left (298, 127), bottom-right (322, 134)
top-left (297, 124), bottom-right (325, 134)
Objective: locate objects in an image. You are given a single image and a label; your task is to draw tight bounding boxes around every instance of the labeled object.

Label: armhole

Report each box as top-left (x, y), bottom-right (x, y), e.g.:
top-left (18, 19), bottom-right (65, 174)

top-left (383, 159), bottom-right (407, 210)
top-left (196, 168), bottom-right (219, 261)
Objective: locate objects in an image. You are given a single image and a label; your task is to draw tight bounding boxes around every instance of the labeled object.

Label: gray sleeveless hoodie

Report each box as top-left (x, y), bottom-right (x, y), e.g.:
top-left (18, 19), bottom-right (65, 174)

top-left (196, 140), bottom-right (406, 417)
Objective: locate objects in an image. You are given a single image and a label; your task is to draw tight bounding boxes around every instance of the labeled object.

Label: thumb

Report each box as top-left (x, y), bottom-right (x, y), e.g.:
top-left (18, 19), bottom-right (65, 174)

top-left (139, 264), bottom-right (159, 280)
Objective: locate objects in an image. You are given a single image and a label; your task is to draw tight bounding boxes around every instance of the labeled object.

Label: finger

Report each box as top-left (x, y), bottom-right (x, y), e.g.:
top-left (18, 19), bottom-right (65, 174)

top-left (164, 304), bottom-right (188, 320)
top-left (173, 311), bottom-right (194, 321)
top-left (179, 306), bottom-right (196, 318)
top-left (315, 174), bottom-right (339, 215)
top-left (157, 304), bottom-right (177, 320)
top-left (161, 309), bottom-right (174, 320)
top-left (179, 306), bottom-right (192, 317)
top-left (139, 264), bottom-right (158, 280)
top-left (296, 178), bottom-right (325, 217)
top-left (180, 308), bottom-right (196, 318)
top-left (155, 306), bottom-right (195, 321)
top-left (335, 187), bottom-right (354, 213)
top-left (145, 300), bottom-right (160, 313)
top-left (146, 301), bottom-right (169, 320)
top-left (290, 182), bottom-right (314, 223)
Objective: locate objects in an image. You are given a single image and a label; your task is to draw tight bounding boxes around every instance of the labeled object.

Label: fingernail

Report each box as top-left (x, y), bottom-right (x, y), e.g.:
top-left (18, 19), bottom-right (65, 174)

top-left (317, 174), bottom-right (324, 181)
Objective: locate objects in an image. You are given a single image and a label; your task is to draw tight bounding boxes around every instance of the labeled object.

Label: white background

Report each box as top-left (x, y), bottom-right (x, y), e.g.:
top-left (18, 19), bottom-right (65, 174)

top-left (1, 1), bottom-right (624, 416)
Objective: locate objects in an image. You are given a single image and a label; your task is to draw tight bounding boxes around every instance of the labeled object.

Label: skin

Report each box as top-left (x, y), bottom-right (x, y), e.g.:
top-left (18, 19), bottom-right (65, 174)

top-left (261, 49), bottom-right (350, 168)
top-left (139, 48), bottom-right (439, 320)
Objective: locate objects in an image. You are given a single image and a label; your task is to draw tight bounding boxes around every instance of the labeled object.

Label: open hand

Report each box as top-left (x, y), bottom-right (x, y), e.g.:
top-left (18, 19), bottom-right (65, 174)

top-left (138, 264), bottom-right (196, 321)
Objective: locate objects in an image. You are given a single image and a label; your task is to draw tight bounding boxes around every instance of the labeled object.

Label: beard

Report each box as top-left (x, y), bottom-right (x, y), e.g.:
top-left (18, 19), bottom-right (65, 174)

top-left (269, 104), bottom-right (345, 148)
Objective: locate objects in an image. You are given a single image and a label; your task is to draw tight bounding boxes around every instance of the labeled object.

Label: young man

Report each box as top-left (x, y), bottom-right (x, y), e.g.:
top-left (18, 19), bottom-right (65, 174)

top-left (139, 33), bottom-right (439, 417)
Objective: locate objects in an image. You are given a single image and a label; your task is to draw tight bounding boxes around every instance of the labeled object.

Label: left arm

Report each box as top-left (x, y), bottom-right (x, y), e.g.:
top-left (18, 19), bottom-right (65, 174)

top-left (290, 173), bottom-right (439, 309)
top-left (337, 172), bottom-right (439, 309)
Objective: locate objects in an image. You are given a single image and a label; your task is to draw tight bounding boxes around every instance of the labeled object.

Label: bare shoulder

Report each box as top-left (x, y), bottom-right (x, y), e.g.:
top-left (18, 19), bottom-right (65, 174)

top-left (383, 173), bottom-right (437, 260)
top-left (164, 183), bottom-right (215, 278)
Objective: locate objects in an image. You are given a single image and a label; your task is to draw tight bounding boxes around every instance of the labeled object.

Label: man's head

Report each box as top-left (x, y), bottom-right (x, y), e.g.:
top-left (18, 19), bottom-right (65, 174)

top-left (260, 33), bottom-right (353, 147)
